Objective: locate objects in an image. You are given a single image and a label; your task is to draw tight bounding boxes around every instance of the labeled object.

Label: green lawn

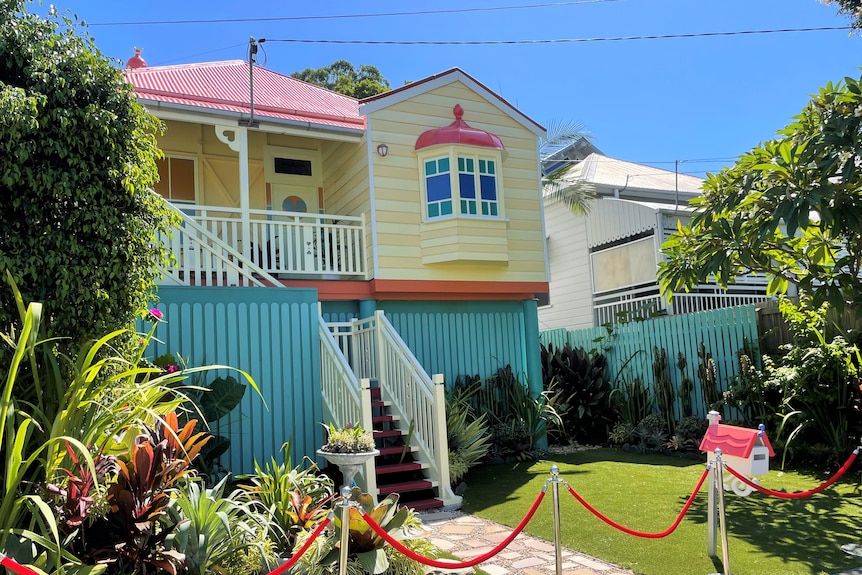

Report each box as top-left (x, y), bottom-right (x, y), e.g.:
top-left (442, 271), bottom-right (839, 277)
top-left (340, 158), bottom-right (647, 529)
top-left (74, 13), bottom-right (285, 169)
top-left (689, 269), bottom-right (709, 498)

top-left (462, 449), bottom-right (862, 575)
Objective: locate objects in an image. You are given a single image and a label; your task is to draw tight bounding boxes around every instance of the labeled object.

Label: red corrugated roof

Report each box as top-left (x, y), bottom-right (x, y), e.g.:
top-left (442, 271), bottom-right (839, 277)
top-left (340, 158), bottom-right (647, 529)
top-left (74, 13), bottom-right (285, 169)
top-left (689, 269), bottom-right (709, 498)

top-left (699, 424), bottom-right (775, 459)
top-left (124, 60), bottom-right (364, 130)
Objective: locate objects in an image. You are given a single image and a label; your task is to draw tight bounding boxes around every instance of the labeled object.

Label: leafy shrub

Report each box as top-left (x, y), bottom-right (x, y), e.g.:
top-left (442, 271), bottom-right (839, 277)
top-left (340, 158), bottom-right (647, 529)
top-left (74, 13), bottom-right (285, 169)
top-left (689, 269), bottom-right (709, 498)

top-left (239, 441), bottom-right (334, 555)
top-left (674, 416), bottom-right (709, 450)
top-left (291, 488), bottom-right (429, 575)
top-left (453, 366), bottom-right (560, 461)
top-left (610, 375), bottom-right (653, 427)
top-left (320, 423), bottom-right (376, 453)
top-left (608, 422), bottom-right (635, 446)
top-left (0, 1), bottom-right (178, 355)
top-left (540, 343), bottom-right (612, 443)
top-left (445, 384), bottom-right (490, 484)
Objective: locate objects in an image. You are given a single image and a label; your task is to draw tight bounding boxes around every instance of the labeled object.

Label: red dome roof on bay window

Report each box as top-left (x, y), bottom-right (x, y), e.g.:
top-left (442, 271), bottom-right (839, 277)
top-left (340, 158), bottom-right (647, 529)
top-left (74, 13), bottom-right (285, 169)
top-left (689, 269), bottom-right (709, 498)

top-left (415, 104), bottom-right (505, 151)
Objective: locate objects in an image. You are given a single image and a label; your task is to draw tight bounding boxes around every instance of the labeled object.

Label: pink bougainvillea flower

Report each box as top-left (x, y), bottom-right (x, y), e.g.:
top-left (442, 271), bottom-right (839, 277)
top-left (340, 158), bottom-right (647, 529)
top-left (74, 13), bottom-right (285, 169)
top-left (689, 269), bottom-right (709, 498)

top-left (166, 365), bottom-right (178, 373)
top-left (147, 308), bottom-right (164, 322)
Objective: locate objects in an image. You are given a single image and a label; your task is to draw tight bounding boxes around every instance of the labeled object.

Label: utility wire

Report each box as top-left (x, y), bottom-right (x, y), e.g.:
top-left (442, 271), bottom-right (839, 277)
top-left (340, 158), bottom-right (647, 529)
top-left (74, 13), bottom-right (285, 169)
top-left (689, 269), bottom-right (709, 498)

top-left (89, 0), bottom-right (619, 27)
top-left (262, 26), bottom-right (851, 45)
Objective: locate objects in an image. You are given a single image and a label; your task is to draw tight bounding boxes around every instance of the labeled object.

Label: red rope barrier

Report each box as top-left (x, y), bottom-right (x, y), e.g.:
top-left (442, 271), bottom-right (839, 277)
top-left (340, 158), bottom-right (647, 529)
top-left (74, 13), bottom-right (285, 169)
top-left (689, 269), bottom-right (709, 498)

top-left (265, 515), bottom-right (332, 575)
top-left (724, 449), bottom-right (858, 499)
top-left (362, 490), bottom-right (546, 569)
top-left (0, 554), bottom-right (43, 575)
top-left (566, 466), bottom-right (711, 539)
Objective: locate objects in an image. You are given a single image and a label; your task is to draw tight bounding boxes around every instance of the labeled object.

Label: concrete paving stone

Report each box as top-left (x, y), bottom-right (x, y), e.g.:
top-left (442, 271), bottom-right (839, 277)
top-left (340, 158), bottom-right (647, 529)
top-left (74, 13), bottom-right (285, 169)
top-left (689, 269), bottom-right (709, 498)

top-left (499, 551), bottom-right (521, 560)
top-left (563, 570), bottom-right (603, 575)
top-left (511, 557), bottom-right (548, 569)
top-left (458, 545), bottom-right (495, 558)
top-left (570, 555), bottom-right (614, 571)
top-left (523, 569), bottom-right (545, 575)
top-left (438, 524), bottom-right (476, 535)
top-left (479, 564), bottom-right (510, 575)
top-left (523, 539), bottom-right (556, 552)
top-left (483, 531), bottom-right (512, 544)
top-left (453, 515), bottom-right (485, 524)
top-left (460, 538), bottom-right (492, 549)
top-left (429, 537), bottom-right (455, 550)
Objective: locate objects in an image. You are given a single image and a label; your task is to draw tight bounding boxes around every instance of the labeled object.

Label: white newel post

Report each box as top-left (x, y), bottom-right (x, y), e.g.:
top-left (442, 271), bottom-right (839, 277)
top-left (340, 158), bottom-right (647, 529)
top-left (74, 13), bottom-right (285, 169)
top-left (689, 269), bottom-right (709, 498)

top-left (433, 373), bottom-right (462, 507)
top-left (359, 378), bottom-right (378, 501)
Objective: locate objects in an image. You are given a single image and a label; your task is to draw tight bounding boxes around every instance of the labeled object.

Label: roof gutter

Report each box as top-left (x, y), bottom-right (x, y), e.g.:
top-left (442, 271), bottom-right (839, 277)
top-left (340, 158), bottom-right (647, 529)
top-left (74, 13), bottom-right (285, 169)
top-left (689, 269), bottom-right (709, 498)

top-left (138, 98), bottom-right (364, 142)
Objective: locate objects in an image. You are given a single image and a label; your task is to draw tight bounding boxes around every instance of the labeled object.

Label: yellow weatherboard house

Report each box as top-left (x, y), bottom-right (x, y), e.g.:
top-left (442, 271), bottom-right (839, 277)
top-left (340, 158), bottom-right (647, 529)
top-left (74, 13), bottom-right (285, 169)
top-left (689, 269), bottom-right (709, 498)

top-left (125, 51), bottom-right (548, 510)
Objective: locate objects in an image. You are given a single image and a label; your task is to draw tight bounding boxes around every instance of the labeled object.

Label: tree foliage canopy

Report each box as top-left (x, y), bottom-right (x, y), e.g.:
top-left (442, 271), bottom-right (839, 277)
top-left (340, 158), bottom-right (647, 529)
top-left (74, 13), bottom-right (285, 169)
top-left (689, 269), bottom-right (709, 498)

top-left (658, 74), bottom-right (862, 311)
top-left (291, 59), bottom-right (391, 99)
top-left (0, 0), bottom-right (177, 347)
top-left (821, 0), bottom-right (862, 31)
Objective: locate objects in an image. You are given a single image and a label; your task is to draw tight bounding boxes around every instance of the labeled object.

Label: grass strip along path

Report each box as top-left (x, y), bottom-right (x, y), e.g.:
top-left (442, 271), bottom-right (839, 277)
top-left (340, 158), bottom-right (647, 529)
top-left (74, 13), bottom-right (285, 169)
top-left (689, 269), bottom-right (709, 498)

top-left (462, 448), bottom-right (862, 575)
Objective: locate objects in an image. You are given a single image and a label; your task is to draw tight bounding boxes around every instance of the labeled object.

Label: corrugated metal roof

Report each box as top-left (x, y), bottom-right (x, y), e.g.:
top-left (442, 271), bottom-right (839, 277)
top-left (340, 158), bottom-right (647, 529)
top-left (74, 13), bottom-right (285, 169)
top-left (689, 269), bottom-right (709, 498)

top-left (125, 60), bottom-right (364, 130)
top-left (561, 153), bottom-right (704, 194)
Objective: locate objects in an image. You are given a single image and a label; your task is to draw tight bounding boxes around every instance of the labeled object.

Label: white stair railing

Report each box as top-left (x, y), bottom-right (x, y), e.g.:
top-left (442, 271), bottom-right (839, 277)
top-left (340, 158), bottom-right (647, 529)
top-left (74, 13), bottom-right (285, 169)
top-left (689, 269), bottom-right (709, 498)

top-left (319, 315), bottom-right (376, 495)
top-left (373, 311), bottom-right (460, 507)
top-left (159, 201), bottom-right (283, 288)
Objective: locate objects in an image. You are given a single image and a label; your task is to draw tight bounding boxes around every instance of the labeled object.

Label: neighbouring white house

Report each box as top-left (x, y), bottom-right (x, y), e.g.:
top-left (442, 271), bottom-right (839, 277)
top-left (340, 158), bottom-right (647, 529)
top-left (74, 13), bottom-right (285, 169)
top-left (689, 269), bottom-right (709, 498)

top-left (538, 150), bottom-right (771, 331)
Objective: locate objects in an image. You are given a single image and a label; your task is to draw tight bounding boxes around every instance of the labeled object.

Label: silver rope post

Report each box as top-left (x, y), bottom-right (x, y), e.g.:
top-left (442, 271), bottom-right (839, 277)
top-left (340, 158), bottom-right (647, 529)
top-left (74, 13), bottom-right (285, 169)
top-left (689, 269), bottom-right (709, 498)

top-left (550, 465), bottom-right (563, 575)
top-left (715, 449), bottom-right (731, 575)
top-left (338, 486), bottom-right (352, 575)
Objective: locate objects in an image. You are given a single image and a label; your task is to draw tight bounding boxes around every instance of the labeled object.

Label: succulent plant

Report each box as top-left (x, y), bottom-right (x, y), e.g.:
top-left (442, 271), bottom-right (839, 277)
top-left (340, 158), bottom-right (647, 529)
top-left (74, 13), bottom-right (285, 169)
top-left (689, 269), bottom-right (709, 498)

top-left (319, 423), bottom-right (376, 453)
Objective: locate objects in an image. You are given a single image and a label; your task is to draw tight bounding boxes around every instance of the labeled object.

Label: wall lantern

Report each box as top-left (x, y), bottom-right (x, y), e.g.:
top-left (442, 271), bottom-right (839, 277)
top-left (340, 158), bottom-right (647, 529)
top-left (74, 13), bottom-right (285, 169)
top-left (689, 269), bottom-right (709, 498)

top-left (376, 143), bottom-right (389, 157)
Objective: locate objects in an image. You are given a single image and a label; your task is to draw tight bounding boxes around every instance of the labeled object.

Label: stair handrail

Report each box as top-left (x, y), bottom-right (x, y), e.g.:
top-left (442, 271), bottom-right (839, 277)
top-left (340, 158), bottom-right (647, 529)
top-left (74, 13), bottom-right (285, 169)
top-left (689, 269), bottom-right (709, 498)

top-left (318, 315), bottom-right (376, 496)
top-left (373, 310), bottom-right (460, 507)
top-left (159, 198), bottom-right (284, 287)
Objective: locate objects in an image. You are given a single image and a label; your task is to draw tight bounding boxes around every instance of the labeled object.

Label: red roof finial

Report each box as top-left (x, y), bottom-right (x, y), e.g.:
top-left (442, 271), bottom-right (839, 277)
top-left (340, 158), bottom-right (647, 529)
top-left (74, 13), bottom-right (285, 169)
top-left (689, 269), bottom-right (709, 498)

top-left (453, 104), bottom-right (464, 121)
top-left (126, 47), bottom-right (147, 69)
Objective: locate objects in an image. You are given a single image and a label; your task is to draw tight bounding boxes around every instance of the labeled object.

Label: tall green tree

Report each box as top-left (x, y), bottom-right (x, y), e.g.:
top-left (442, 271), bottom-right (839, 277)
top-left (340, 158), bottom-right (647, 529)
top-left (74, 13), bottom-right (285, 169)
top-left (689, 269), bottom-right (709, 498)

top-left (0, 0), bottom-right (177, 348)
top-left (292, 59), bottom-right (391, 99)
top-left (658, 74), bottom-right (862, 311)
top-left (821, 0), bottom-right (862, 31)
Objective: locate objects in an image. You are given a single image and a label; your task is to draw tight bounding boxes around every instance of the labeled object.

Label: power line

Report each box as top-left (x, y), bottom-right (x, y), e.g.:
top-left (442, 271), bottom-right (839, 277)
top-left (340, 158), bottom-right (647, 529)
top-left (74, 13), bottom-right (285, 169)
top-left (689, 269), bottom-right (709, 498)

top-left (261, 26), bottom-right (851, 45)
top-left (159, 42), bottom-right (248, 66)
top-left (89, 0), bottom-right (618, 27)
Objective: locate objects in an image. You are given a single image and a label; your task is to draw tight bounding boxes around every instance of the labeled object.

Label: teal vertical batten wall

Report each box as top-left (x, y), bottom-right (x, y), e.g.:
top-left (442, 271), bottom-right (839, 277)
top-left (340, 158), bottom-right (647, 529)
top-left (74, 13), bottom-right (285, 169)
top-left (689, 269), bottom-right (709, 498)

top-left (539, 305), bottom-right (760, 420)
top-left (378, 300), bottom-right (533, 391)
top-left (149, 286), bottom-right (322, 474)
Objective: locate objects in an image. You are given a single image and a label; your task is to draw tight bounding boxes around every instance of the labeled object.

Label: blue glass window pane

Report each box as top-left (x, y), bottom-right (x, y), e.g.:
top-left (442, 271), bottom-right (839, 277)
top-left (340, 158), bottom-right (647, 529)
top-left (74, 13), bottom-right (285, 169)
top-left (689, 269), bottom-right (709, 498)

top-left (490, 203), bottom-right (498, 216)
top-left (428, 204), bottom-right (439, 218)
top-left (459, 173), bottom-right (476, 199)
top-left (466, 158), bottom-right (474, 172)
top-left (480, 175), bottom-right (497, 200)
top-left (438, 157), bottom-right (450, 172)
top-left (458, 157), bottom-right (465, 171)
top-left (425, 160), bottom-right (437, 176)
top-left (427, 174), bottom-right (451, 202)
top-left (441, 201), bottom-right (453, 216)
top-left (486, 160), bottom-right (495, 175)
top-left (479, 159), bottom-right (487, 173)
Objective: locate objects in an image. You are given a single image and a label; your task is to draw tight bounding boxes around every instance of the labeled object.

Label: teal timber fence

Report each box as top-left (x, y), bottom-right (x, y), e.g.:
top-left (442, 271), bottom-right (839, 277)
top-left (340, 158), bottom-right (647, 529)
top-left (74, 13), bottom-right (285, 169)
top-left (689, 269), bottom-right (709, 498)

top-left (540, 305), bottom-right (760, 420)
top-left (379, 300), bottom-right (539, 394)
top-left (148, 286), bottom-right (322, 474)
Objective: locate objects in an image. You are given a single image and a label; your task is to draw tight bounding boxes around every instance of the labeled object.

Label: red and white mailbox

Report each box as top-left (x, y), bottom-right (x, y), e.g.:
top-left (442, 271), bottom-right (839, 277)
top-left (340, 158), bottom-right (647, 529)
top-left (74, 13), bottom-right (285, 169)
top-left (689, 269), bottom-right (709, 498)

top-left (699, 412), bottom-right (774, 495)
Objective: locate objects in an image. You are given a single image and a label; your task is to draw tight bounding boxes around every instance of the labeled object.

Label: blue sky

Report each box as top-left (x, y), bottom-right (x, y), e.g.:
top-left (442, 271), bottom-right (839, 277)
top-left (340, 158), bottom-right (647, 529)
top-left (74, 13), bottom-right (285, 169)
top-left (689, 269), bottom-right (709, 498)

top-left (38, 0), bottom-right (861, 177)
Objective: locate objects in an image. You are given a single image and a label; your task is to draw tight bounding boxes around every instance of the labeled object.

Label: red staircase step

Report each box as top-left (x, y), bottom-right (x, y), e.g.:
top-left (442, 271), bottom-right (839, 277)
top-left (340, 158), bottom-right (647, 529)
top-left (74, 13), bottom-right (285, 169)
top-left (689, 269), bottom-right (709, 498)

top-left (371, 400), bottom-right (389, 408)
top-left (378, 480), bottom-right (434, 495)
top-left (406, 498), bottom-right (444, 511)
top-left (372, 415), bottom-right (395, 424)
top-left (375, 462), bottom-right (424, 475)
top-left (370, 387), bottom-right (382, 400)
top-left (377, 445), bottom-right (416, 456)
top-left (373, 429), bottom-right (402, 439)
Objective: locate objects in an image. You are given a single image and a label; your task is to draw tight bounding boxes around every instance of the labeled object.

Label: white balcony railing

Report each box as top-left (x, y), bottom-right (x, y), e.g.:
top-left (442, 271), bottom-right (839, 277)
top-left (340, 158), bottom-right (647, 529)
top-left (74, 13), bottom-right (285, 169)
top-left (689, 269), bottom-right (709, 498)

top-left (594, 282), bottom-right (770, 326)
top-left (173, 205), bottom-right (367, 278)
